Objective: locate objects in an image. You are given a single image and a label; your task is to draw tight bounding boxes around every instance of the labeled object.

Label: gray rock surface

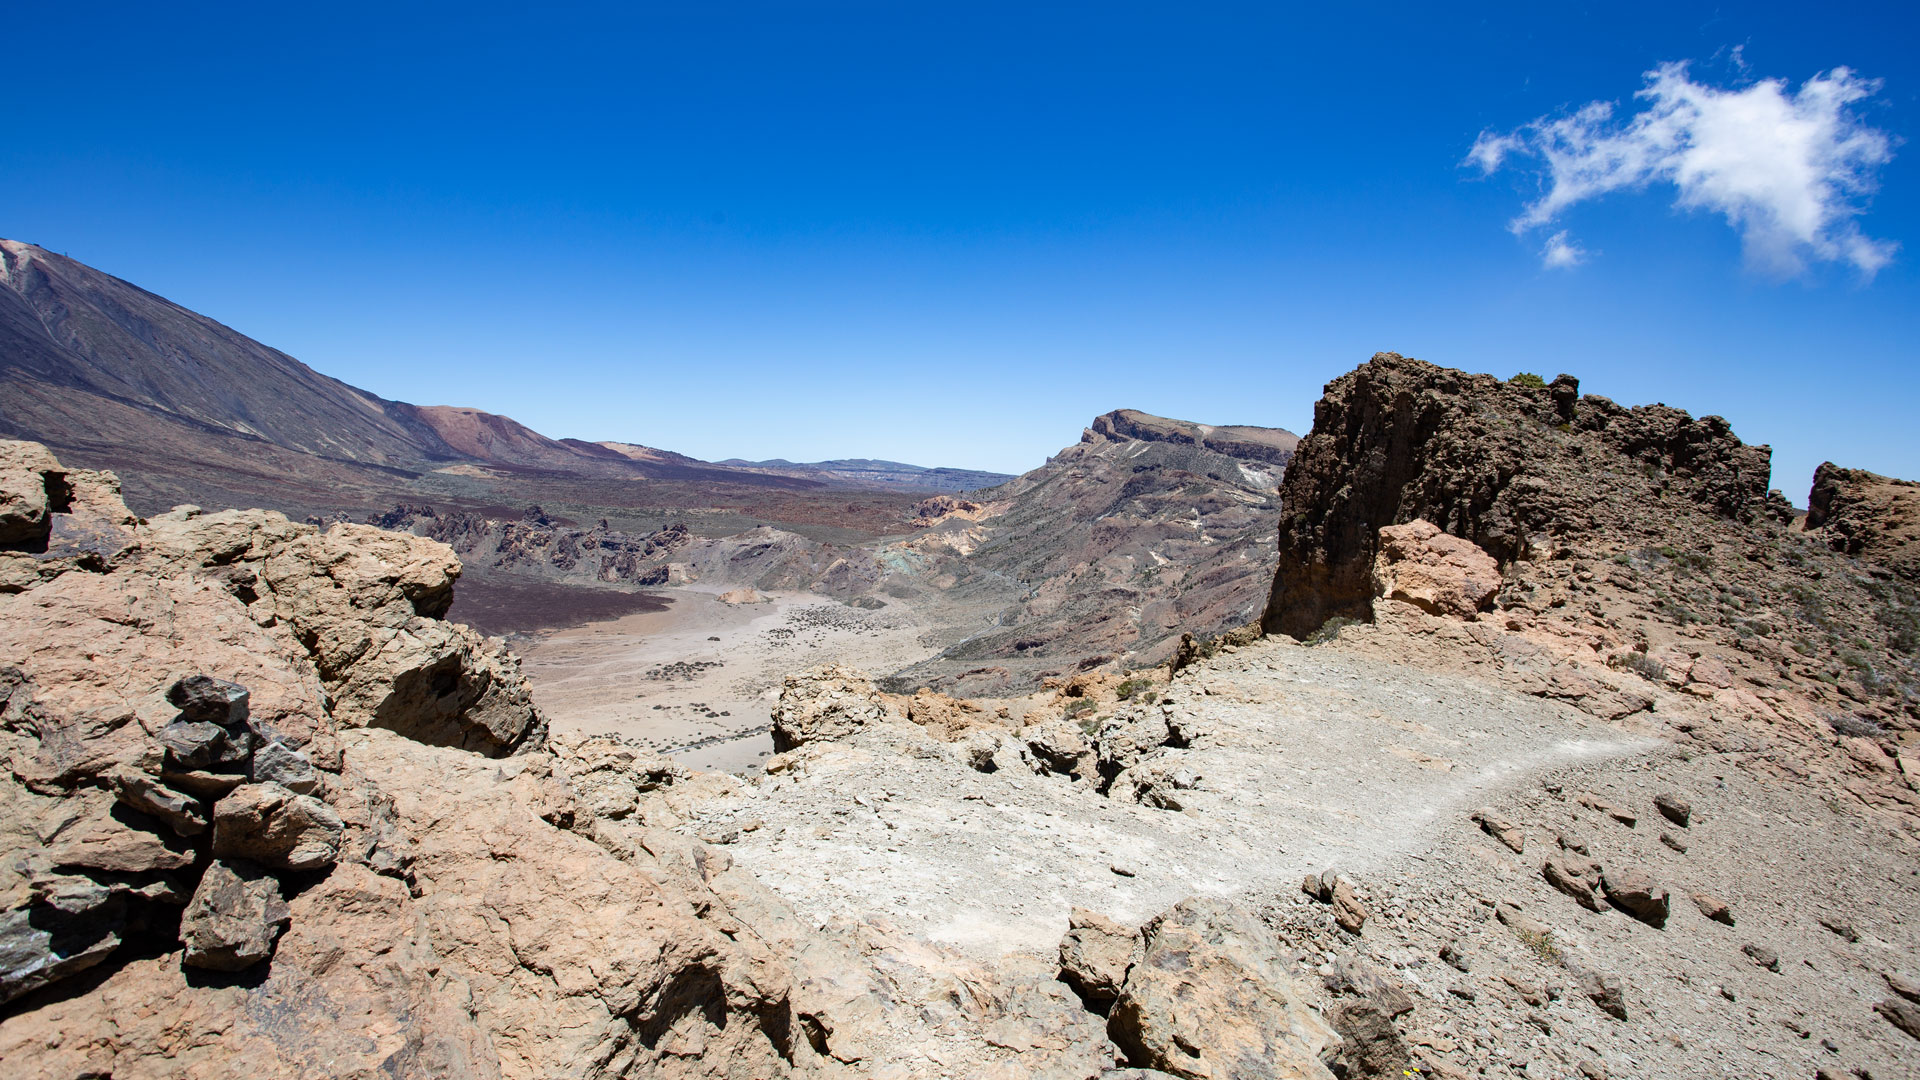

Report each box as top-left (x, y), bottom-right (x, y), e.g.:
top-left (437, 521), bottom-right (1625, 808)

top-left (179, 860), bottom-right (291, 971)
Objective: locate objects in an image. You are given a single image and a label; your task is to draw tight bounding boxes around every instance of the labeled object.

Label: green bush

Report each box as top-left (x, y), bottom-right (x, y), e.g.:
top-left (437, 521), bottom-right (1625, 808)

top-left (1509, 372), bottom-right (1547, 389)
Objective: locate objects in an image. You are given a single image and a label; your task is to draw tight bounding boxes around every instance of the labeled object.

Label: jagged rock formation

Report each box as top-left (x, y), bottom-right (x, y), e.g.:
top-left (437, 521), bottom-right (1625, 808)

top-left (0, 441), bottom-right (818, 1077)
top-left (1261, 350), bottom-right (1917, 817)
top-left (1265, 352), bottom-right (1781, 640)
top-left (1806, 461), bottom-right (1920, 584)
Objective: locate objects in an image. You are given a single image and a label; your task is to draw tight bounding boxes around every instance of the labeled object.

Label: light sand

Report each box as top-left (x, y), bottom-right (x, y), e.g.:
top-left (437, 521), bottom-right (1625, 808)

top-left (516, 587), bottom-right (939, 772)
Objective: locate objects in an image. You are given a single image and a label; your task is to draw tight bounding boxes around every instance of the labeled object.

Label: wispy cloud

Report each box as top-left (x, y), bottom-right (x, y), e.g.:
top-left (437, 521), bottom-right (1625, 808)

top-left (1540, 231), bottom-right (1586, 269)
top-left (1470, 62), bottom-right (1896, 277)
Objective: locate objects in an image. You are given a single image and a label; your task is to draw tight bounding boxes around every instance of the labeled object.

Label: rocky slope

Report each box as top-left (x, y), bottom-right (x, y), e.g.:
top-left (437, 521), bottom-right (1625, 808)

top-left (1805, 461), bottom-right (1920, 585)
top-left (879, 409), bottom-right (1298, 694)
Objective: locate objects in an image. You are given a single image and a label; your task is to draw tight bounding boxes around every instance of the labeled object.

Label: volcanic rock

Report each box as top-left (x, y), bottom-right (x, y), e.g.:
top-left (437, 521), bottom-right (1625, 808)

top-left (211, 782), bottom-right (344, 872)
top-left (1107, 896), bottom-right (1336, 1079)
top-left (1058, 907), bottom-right (1139, 1004)
top-left (1599, 866), bottom-right (1670, 928)
top-left (1653, 792), bottom-right (1692, 828)
top-left (179, 859), bottom-right (291, 971)
top-left (1805, 462), bottom-right (1920, 583)
top-left (770, 664), bottom-right (899, 752)
top-left (1373, 520), bottom-right (1501, 619)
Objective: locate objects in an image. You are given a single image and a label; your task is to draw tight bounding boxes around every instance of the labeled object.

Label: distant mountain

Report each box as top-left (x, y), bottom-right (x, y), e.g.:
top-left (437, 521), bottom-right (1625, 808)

top-left (714, 457), bottom-right (1013, 492)
top-left (0, 239), bottom-right (984, 512)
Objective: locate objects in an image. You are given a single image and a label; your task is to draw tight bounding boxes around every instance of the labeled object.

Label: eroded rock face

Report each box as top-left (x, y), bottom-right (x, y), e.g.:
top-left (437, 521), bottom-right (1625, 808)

top-left (1265, 353), bottom-right (1777, 639)
top-left (1372, 520), bottom-right (1500, 620)
top-left (179, 858), bottom-right (291, 971)
top-left (1806, 462), bottom-right (1920, 583)
top-left (1108, 896), bottom-right (1337, 1079)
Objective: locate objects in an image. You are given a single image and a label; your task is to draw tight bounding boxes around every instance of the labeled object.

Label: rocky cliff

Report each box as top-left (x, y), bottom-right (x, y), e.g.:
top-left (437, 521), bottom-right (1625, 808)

top-left (1265, 353), bottom-right (1781, 640)
top-left (1806, 461), bottom-right (1920, 584)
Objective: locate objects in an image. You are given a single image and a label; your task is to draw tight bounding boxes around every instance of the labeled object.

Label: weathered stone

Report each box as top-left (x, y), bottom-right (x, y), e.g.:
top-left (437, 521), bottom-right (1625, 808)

top-left (211, 782), bottom-right (343, 871)
top-left (1886, 971), bottom-right (1920, 1003)
top-left (1327, 1000), bottom-right (1410, 1078)
top-left (1600, 866), bottom-right (1669, 928)
top-left (771, 665), bottom-right (897, 752)
top-left (1543, 852), bottom-right (1608, 912)
top-left (110, 767), bottom-right (207, 836)
top-left (1576, 968), bottom-right (1628, 1021)
top-left (1874, 998), bottom-right (1920, 1041)
top-left (1653, 792), bottom-right (1692, 828)
top-left (1372, 519), bottom-right (1502, 619)
top-left (1058, 907), bottom-right (1139, 1003)
top-left (180, 859), bottom-right (291, 971)
top-left (156, 720), bottom-right (241, 769)
top-left (47, 791), bottom-right (197, 874)
top-left (0, 880), bottom-right (125, 1004)
top-left (166, 674), bottom-right (251, 727)
top-left (1331, 878), bottom-right (1369, 935)
top-left (1659, 832), bottom-right (1688, 853)
top-left (1471, 807), bottom-right (1525, 853)
top-left (1108, 896), bottom-right (1337, 1080)
top-left (1691, 893), bottom-right (1734, 925)
top-left (1579, 793), bottom-right (1637, 827)
top-left (249, 738), bottom-right (320, 794)
top-left (1743, 943), bottom-right (1781, 972)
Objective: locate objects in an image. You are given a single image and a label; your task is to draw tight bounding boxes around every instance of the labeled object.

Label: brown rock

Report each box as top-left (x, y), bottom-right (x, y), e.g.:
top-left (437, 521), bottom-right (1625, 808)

top-left (1653, 791), bottom-right (1692, 827)
top-left (1264, 353), bottom-right (1775, 638)
top-left (1600, 866), bottom-right (1670, 928)
top-left (1874, 998), bottom-right (1920, 1040)
top-left (1331, 877), bottom-right (1369, 935)
top-left (1743, 943), bottom-right (1781, 972)
top-left (1108, 896), bottom-right (1337, 1079)
top-left (109, 767), bottom-right (207, 836)
top-left (1579, 793), bottom-right (1637, 827)
top-left (1371, 519), bottom-right (1502, 619)
top-left (1886, 971), bottom-right (1920, 1002)
top-left (1543, 852), bottom-right (1608, 912)
top-left (770, 665), bottom-right (898, 752)
top-left (46, 789), bottom-right (197, 874)
top-left (1058, 907), bottom-right (1139, 1003)
top-left (1328, 1000), bottom-right (1411, 1078)
top-left (1805, 461), bottom-right (1920, 583)
top-left (1691, 893), bottom-right (1734, 925)
top-left (1471, 806), bottom-right (1525, 852)
top-left (211, 782), bottom-right (343, 871)
top-left (179, 859), bottom-right (291, 971)
top-left (1659, 832), bottom-right (1688, 853)
top-left (1575, 968), bottom-right (1629, 1021)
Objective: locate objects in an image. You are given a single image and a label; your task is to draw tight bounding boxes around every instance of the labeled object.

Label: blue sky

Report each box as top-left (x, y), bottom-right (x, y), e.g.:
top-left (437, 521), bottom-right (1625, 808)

top-left (5, 2), bottom-right (1915, 497)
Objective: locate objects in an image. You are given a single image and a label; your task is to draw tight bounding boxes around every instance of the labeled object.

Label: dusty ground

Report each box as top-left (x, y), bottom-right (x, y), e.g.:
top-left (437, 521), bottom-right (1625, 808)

top-left (517, 587), bottom-right (941, 772)
top-left (668, 634), bottom-right (1920, 1078)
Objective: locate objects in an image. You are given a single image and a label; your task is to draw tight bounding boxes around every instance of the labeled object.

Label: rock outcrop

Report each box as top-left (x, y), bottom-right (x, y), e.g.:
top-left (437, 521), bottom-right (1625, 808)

top-left (0, 442), bottom-right (819, 1078)
top-left (1806, 461), bottom-right (1920, 583)
top-left (1265, 353), bottom-right (1780, 639)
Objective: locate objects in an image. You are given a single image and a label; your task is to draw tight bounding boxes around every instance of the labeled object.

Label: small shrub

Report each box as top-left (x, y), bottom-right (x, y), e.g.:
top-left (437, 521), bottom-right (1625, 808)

top-left (1509, 372), bottom-right (1547, 389)
top-left (1064, 698), bottom-right (1095, 718)
top-left (1303, 615), bottom-right (1361, 647)
top-left (1620, 651), bottom-right (1667, 683)
top-left (1514, 926), bottom-right (1561, 964)
top-left (1115, 677), bottom-right (1151, 700)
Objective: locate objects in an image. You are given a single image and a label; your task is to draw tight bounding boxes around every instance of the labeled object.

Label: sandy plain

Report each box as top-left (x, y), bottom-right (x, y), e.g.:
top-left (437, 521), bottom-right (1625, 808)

top-left (515, 586), bottom-right (942, 772)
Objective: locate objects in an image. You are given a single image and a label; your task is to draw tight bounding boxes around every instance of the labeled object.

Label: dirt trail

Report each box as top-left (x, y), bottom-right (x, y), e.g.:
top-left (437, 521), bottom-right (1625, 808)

top-left (684, 635), bottom-right (1656, 956)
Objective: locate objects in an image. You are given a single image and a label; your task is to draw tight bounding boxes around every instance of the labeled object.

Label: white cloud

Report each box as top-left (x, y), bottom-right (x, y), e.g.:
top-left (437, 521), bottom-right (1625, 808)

top-left (1471, 62), bottom-right (1896, 277)
top-left (1541, 230), bottom-right (1586, 268)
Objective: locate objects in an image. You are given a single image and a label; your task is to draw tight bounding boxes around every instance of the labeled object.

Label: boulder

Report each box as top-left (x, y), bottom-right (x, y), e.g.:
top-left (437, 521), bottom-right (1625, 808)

top-left (1874, 998), bottom-right (1920, 1041)
top-left (1691, 893), bottom-right (1734, 925)
top-left (1652, 792), bottom-right (1692, 828)
top-left (770, 665), bottom-right (896, 752)
top-left (250, 738), bottom-right (320, 794)
top-left (1599, 866), bottom-right (1670, 928)
top-left (1575, 967), bottom-right (1628, 1021)
top-left (1743, 943), bottom-right (1781, 972)
top-left (1471, 807), bottom-right (1525, 853)
top-left (1059, 907), bottom-right (1139, 1003)
top-left (1542, 852), bottom-right (1608, 912)
top-left (1327, 1000), bottom-right (1411, 1078)
top-left (110, 767), bottom-right (208, 836)
top-left (1371, 519), bottom-right (1502, 619)
top-left (211, 782), bottom-right (344, 872)
top-left (1331, 879), bottom-right (1369, 935)
top-left (0, 877), bottom-right (125, 1005)
top-left (180, 859), bottom-right (291, 971)
top-left (166, 674), bottom-right (251, 727)
top-left (1108, 896), bottom-right (1337, 1079)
